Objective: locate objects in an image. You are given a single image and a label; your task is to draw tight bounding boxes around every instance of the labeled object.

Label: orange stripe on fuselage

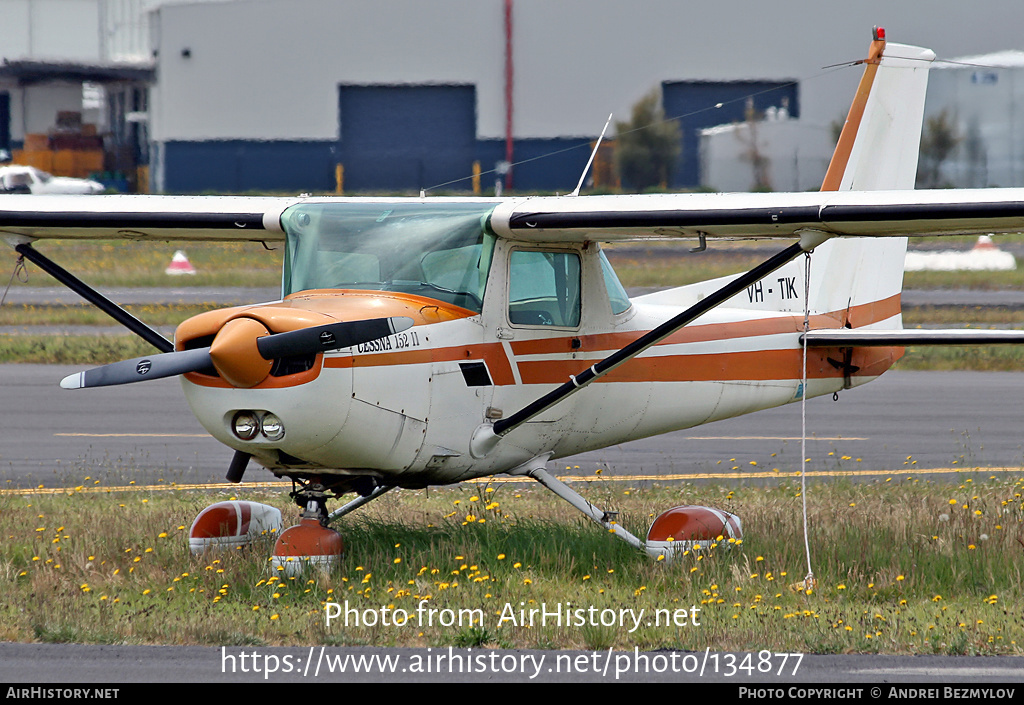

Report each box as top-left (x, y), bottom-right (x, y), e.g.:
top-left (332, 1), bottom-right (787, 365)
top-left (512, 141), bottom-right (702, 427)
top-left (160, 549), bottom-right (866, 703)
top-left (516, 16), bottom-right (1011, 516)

top-left (820, 36), bottom-right (886, 191)
top-left (324, 342), bottom-right (517, 386)
top-left (326, 294), bottom-right (902, 386)
top-left (516, 347), bottom-right (900, 385)
top-left (509, 293), bottom-right (901, 357)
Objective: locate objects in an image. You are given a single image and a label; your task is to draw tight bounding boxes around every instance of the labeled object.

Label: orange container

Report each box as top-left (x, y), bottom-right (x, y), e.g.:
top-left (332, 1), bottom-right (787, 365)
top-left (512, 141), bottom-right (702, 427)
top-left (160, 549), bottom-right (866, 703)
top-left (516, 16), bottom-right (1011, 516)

top-left (13, 149), bottom-right (54, 171)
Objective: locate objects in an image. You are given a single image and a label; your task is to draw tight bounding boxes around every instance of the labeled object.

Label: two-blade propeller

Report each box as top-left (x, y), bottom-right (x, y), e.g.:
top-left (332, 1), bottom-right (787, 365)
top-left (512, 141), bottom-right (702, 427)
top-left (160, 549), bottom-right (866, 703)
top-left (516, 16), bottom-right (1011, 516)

top-left (60, 316), bottom-right (414, 389)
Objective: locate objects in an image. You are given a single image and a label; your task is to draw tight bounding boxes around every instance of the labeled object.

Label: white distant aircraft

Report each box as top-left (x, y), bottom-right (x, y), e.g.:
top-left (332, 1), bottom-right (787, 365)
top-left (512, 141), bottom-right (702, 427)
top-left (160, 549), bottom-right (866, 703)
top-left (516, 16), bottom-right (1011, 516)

top-left (3, 28), bottom-right (1024, 566)
top-left (0, 165), bottom-right (104, 195)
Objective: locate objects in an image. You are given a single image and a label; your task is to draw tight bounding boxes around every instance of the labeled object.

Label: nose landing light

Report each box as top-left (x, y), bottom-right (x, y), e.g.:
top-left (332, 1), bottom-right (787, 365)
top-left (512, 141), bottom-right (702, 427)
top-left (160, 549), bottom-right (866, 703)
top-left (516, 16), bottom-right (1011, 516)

top-left (232, 410), bottom-right (286, 442)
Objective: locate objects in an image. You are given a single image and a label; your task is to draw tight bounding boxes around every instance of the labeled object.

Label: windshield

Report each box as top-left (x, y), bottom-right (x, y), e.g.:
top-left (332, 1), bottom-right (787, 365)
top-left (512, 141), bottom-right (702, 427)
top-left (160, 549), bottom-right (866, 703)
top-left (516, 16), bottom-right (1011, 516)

top-left (281, 201), bottom-right (497, 313)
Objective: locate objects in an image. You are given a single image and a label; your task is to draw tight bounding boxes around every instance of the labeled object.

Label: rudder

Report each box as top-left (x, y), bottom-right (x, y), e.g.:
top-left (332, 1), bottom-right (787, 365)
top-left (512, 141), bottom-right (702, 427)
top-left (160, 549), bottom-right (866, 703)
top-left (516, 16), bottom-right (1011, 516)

top-left (804, 29), bottom-right (934, 325)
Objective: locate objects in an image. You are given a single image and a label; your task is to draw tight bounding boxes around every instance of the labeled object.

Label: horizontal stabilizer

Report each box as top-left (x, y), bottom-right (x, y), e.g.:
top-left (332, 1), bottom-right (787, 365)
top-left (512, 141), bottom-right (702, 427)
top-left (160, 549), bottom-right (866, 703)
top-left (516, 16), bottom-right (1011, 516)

top-left (802, 329), bottom-right (1024, 347)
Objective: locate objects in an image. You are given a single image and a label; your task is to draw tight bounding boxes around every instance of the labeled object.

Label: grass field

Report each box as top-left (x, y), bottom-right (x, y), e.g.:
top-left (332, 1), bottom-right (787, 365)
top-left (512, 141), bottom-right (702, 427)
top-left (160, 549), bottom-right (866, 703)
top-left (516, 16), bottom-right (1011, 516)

top-left (3, 238), bottom-right (1024, 368)
top-left (2, 475), bottom-right (1022, 653)
top-left (2, 238), bottom-right (1024, 653)
top-left (19, 240), bottom-right (283, 288)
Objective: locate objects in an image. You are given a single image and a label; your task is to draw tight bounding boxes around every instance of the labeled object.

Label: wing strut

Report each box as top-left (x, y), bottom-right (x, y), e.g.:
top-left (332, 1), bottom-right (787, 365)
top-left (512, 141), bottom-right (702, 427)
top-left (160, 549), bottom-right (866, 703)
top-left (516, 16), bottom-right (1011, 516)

top-left (470, 233), bottom-right (826, 458)
top-left (13, 242), bottom-right (174, 353)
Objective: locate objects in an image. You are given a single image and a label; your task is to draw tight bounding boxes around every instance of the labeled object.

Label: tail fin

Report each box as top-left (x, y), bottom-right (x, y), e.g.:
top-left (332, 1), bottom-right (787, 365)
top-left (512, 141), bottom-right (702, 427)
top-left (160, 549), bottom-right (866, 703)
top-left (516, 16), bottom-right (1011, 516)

top-left (821, 29), bottom-right (933, 192)
top-left (636, 30), bottom-right (934, 326)
top-left (804, 29), bottom-right (934, 325)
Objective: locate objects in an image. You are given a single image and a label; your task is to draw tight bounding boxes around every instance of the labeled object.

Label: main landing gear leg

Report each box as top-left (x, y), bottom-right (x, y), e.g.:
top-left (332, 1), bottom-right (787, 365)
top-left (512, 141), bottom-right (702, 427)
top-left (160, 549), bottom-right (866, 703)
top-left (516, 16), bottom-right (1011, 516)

top-left (327, 485), bottom-right (393, 523)
top-left (514, 456), bottom-right (741, 562)
top-left (509, 455), bottom-right (645, 552)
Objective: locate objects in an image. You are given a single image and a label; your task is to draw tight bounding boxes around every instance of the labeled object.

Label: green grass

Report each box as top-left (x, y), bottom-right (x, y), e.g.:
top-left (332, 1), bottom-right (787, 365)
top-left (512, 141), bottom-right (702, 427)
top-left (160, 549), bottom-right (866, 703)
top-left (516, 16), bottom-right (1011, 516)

top-left (0, 303), bottom-right (220, 328)
top-left (15, 237), bottom-right (1024, 291)
top-left (608, 244), bottom-right (1024, 290)
top-left (2, 476), bottom-right (1023, 652)
top-left (4, 239), bottom-right (1024, 370)
top-left (0, 335), bottom-right (158, 364)
top-left (903, 306), bottom-right (1024, 325)
top-left (23, 240), bottom-right (282, 288)
top-left (904, 270), bottom-right (1024, 290)
top-left (896, 346), bottom-right (1024, 371)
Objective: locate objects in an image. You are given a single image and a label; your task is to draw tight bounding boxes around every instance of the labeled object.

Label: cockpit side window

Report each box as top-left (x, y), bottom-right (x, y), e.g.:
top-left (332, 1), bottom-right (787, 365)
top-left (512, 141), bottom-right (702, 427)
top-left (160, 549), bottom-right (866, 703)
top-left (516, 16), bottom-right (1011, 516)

top-left (599, 250), bottom-right (632, 315)
top-left (508, 250), bottom-right (581, 327)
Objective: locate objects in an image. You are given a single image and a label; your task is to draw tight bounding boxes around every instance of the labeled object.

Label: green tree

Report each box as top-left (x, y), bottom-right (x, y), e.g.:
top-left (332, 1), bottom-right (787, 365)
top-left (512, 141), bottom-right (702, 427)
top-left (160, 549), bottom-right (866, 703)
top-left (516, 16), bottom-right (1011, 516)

top-left (614, 89), bottom-right (681, 192)
top-left (917, 109), bottom-right (962, 188)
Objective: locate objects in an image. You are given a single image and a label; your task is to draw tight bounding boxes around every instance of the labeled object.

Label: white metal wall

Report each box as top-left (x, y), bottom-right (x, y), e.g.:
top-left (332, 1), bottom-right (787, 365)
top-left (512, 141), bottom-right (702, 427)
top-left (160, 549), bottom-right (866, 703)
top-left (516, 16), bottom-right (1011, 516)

top-left (148, 0), bottom-right (1024, 143)
top-left (924, 57), bottom-right (1024, 188)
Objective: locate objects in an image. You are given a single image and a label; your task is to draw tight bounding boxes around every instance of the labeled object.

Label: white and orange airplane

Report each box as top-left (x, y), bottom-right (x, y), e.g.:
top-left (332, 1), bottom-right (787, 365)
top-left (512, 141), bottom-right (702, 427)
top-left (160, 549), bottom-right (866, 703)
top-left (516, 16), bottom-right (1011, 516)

top-left (4, 29), bottom-right (1024, 566)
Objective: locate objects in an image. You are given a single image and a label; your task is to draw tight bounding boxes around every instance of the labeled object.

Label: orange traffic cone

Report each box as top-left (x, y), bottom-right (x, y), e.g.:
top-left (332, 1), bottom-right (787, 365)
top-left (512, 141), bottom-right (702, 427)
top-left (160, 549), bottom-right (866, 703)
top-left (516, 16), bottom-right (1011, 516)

top-left (973, 235), bottom-right (997, 251)
top-left (165, 250), bottom-right (196, 275)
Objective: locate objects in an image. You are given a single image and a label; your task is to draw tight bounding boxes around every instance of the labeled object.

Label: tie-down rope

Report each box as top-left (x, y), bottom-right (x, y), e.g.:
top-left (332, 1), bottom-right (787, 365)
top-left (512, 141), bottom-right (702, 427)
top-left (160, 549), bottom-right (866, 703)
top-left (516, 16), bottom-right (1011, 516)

top-left (799, 250), bottom-right (815, 592)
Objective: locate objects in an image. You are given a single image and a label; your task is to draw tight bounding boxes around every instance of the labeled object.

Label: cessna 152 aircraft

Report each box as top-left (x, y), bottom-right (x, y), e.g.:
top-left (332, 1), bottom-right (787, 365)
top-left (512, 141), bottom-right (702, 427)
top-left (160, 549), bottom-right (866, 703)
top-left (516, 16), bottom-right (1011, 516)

top-left (5, 29), bottom-right (1024, 566)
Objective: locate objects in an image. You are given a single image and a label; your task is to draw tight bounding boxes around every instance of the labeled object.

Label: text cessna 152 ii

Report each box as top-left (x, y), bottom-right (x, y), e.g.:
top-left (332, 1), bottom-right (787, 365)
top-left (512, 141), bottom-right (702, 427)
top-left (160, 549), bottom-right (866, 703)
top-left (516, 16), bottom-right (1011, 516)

top-left (5, 29), bottom-right (1024, 567)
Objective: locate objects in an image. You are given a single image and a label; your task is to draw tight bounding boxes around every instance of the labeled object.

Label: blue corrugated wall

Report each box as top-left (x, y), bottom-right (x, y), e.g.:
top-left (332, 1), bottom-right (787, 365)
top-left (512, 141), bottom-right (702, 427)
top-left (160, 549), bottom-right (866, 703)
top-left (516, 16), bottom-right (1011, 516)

top-left (661, 80), bottom-right (799, 188)
top-left (158, 81), bottom-right (799, 193)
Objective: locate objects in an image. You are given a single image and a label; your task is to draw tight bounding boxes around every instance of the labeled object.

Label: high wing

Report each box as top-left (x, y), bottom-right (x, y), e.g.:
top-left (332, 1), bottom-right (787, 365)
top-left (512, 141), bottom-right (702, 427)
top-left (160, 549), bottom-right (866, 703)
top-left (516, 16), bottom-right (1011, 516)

top-left (4, 189), bottom-right (1024, 246)
top-left (488, 189), bottom-right (1024, 243)
top-left (0, 194), bottom-right (297, 242)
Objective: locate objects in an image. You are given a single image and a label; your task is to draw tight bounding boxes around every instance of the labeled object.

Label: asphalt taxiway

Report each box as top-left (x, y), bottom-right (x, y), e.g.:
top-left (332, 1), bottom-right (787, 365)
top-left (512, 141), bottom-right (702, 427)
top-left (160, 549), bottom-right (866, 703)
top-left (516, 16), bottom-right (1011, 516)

top-left (2, 366), bottom-right (1022, 489)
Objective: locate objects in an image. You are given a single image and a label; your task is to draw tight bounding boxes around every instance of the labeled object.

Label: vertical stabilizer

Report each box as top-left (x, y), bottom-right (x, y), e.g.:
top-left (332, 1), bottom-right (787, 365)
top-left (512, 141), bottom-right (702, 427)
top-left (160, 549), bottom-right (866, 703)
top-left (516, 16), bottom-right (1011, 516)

top-left (635, 30), bottom-right (934, 329)
top-left (822, 30), bottom-right (935, 191)
top-left (805, 30), bottom-right (934, 324)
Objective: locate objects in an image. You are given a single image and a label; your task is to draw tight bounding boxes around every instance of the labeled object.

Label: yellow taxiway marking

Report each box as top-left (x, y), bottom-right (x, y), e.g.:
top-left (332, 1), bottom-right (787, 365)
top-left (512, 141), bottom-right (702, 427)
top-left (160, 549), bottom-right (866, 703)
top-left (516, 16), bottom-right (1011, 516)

top-left (0, 481), bottom-right (290, 497)
top-left (2, 466), bottom-right (1021, 497)
top-left (55, 433), bottom-right (210, 438)
top-left (53, 433), bottom-right (867, 441)
top-left (684, 436), bottom-right (867, 441)
top-left (467, 467), bottom-right (1023, 483)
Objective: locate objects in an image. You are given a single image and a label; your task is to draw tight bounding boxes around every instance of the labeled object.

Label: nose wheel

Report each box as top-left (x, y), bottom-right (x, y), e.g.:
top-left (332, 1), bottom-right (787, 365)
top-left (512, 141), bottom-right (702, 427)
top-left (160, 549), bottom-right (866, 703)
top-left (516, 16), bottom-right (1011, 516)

top-left (271, 482), bottom-right (344, 575)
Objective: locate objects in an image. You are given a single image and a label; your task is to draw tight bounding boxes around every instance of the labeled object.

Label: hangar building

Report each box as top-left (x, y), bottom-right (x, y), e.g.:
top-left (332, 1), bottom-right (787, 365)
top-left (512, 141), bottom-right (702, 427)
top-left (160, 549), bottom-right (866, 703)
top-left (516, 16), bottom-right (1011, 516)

top-left (3, 0), bottom-right (1024, 194)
